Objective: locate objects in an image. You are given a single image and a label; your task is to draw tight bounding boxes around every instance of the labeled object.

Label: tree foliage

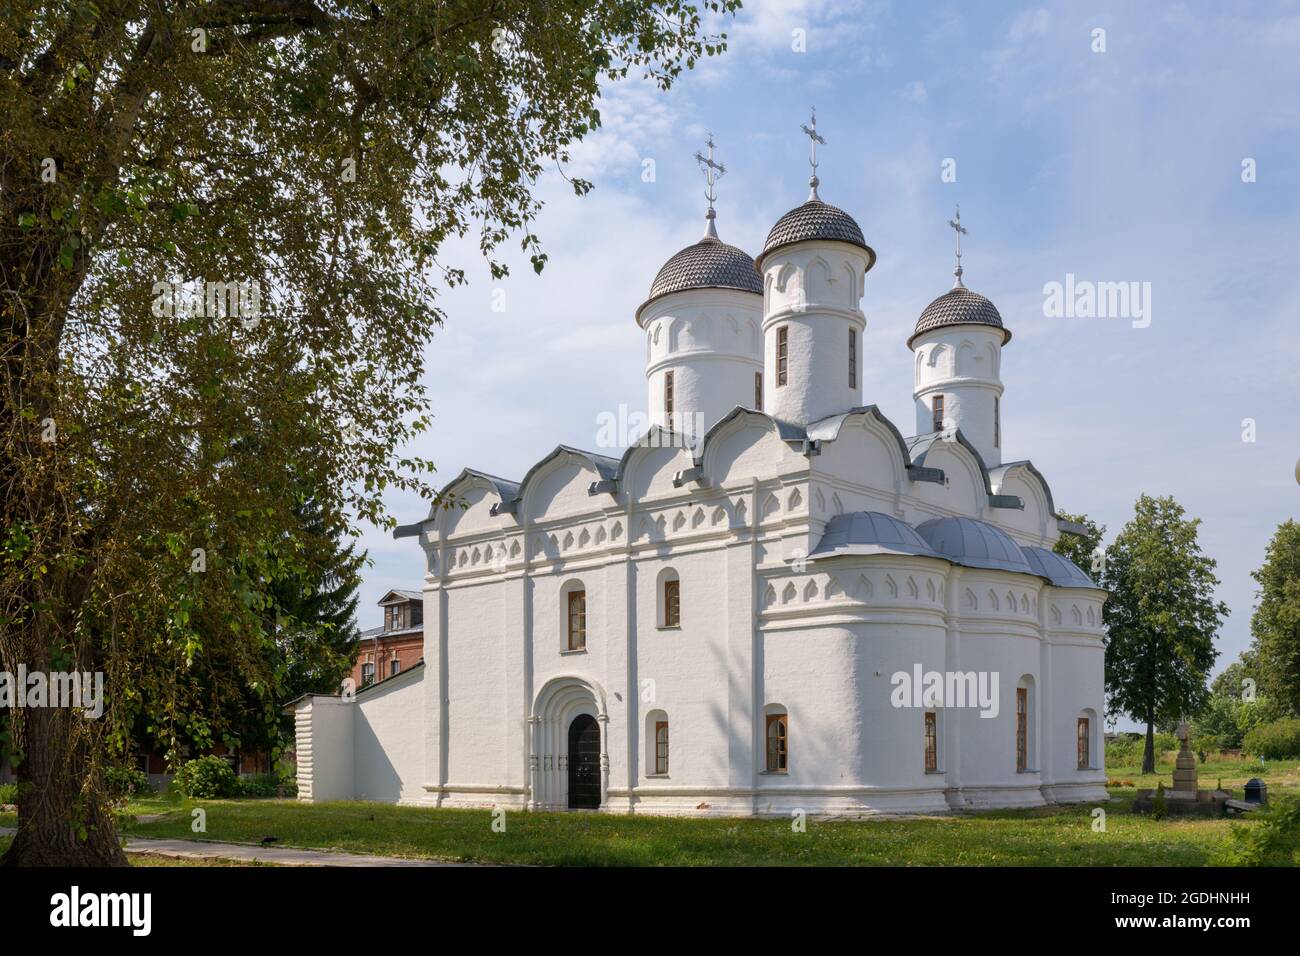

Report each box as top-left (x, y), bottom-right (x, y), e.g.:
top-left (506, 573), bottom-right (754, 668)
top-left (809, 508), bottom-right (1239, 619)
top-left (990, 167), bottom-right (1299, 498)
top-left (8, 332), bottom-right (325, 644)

top-left (1053, 510), bottom-right (1105, 579)
top-left (1102, 494), bottom-right (1227, 773)
top-left (0, 0), bottom-right (737, 865)
top-left (1249, 519), bottom-right (1300, 716)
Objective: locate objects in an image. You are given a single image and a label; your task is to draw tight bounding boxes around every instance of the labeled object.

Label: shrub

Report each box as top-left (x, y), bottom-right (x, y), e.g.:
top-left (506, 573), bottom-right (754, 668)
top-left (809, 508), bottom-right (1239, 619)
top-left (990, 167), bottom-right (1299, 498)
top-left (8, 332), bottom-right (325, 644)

top-left (1243, 719), bottom-right (1300, 760)
top-left (1151, 781), bottom-right (1167, 821)
top-left (1214, 795), bottom-right (1300, 866)
top-left (174, 755), bottom-right (239, 798)
top-left (237, 774), bottom-right (280, 798)
top-left (104, 766), bottom-right (152, 801)
top-left (0, 782), bottom-right (17, 805)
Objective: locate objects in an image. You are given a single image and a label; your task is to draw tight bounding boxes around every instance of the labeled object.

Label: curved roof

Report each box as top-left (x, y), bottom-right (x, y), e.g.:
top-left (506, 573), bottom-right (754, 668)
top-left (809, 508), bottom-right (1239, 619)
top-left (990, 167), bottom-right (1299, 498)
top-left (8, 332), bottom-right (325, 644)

top-left (758, 199), bottom-right (876, 269)
top-left (811, 512), bottom-right (941, 559)
top-left (636, 236), bottom-right (761, 320)
top-left (906, 429), bottom-right (994, 496)
top-left (394, 467), bottom-right (520, 539)
top-left (914, 516), bottom-right (1034, 575)
top-left (1022, 547), bottom-right (1101, 590)
top-left (909, 286), bottom-right (1011, 348)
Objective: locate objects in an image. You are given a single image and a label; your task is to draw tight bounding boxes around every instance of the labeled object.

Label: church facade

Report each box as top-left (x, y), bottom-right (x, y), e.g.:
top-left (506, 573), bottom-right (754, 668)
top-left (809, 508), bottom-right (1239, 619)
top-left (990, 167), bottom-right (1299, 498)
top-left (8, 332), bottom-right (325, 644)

top-left (290, 134), bottom-right (1108, 817)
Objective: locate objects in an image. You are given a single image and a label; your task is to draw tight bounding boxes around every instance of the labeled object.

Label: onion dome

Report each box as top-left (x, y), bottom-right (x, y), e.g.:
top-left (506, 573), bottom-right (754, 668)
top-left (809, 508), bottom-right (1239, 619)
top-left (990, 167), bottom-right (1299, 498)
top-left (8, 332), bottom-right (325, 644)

top-left (758, 199), bottom-right (876, 270)
top-left (914, 516), bottom-right (1033, 575)
top-left (639, 234), bottom-right (762, 316)
top-left (909, 286), bottom-right (1010, 348)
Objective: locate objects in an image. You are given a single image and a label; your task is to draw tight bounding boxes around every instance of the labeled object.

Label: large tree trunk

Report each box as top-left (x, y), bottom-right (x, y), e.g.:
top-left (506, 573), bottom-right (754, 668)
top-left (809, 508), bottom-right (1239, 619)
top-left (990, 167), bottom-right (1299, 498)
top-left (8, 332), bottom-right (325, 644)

top-left (1142, 718), bottom-right (1155, 775)
top-left (1, 707), bottom-right (126, 867)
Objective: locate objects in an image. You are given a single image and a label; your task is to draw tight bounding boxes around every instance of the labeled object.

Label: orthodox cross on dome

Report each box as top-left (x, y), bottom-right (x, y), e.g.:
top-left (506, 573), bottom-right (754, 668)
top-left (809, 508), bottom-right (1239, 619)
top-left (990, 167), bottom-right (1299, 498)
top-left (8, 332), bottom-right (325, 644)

top-left (947, 204), bottom-right (968, 288)
top-left (800, 107), bottom-right (825, 200)
top-left (694, 134), bottom-right (727, 239)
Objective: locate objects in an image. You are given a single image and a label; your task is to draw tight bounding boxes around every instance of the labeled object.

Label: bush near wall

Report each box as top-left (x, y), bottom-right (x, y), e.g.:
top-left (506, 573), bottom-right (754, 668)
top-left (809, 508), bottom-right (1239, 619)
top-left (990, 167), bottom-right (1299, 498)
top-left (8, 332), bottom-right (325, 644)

top-left (105, 766), bottom-right (152, 801)
top-left (236, 773), bottom-right (298, 798)
top-left (174, 755), bottom-right (239, 798)
top-left (1243, 719), bottom-right (1300, 760)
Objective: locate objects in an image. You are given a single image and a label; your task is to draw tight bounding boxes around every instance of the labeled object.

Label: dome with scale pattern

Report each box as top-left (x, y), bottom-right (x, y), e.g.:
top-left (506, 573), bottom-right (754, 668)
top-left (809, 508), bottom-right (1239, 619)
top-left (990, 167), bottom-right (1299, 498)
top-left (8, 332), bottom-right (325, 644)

top-left (636, 235), bottom-right (762, 320)
top-left (909, 286), bottom-right (1011, 348)
top-left (758, 199), bottom-right (875, 269)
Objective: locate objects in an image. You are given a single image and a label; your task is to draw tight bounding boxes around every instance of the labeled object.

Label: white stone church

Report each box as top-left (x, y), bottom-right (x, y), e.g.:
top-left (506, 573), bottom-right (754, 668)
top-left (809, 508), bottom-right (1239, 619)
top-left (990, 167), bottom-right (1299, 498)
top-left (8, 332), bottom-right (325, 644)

top-left (291, 128), bottom-right (1108, 817)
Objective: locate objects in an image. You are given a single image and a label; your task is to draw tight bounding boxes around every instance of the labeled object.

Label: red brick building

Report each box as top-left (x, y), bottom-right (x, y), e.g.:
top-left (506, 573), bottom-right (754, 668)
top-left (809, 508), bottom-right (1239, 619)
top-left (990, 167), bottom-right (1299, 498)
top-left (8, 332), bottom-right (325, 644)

top-left (349, 589), bottom-right (424, 690)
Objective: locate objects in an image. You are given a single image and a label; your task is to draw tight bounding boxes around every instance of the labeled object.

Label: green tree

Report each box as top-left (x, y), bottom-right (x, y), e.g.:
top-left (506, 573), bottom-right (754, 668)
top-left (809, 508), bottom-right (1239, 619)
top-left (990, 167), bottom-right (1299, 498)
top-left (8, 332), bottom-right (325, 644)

top-left (268, 494), bottom-right (365, 714)
top-left (1102, 494), bottom-right (1227, 773)
top-left (1249, 519), bottom-right (1300, 716)
top-left (1, 0), bottom-right (736, 866)
top-left (1054, 511), bottom-right (1105, 578)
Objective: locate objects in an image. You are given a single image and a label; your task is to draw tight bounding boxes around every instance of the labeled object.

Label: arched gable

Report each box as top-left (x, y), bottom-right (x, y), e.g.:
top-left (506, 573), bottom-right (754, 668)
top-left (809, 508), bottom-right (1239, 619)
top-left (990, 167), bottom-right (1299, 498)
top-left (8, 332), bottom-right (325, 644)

top-left (908, 438), bottom-right (987, 516)
top-left (620, 438), bottom-right (695, 503)
top-left (516, 447), bottom-right (619, 524)
top-left (989, 463), bottom-right (1053, 543)
top-left (394, 467), bottom-right (519, 542)
top-left (698, 408), bottom-right (807, 487)
top-left (807, 405), bottom-right (910, 495)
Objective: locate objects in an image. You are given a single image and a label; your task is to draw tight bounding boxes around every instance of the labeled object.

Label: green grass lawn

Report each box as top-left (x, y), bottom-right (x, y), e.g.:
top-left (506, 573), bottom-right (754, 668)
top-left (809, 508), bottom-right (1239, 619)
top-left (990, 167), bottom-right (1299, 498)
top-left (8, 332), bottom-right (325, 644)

top-left (0, 834), bottom-right (269, 866)
top-left (1, 751), bottom-right (1293, 866)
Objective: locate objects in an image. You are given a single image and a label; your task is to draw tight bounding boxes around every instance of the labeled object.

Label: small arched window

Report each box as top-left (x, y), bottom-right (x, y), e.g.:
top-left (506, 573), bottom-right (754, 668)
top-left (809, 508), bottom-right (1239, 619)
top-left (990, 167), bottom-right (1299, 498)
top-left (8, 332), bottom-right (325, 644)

top-left (765, 705), bottom-right (788, 773)
top-left (924, 711), bottom-right (938, 772)
top-left (776, 326), bottom-right (789, 386)
top-left (664, 370), bottom-right (674, 419)
top-left (1016, 675), bottom-right (1036, 773)
top-left (1078, 709), bottom-right (1096, 770)
top-left (657, 567), bottom-right (680, 628)
top-left (562, 581), bottom-right (586, 652)
top-left (645, 709), bottom-right (669, 776)
top-left (848, 328), bottom-right (857, 388)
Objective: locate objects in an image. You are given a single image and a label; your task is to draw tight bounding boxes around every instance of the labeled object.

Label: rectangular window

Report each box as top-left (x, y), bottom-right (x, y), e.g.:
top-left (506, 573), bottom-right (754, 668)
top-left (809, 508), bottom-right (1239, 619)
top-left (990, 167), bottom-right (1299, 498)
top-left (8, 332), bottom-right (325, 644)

top-left (765, 714), bottom-right (788, 773)
top-left (1077, 717), bottom-right (1090, 770)
top-left (755, 372), bottom-right (763, 411)
top-left (664, 370), bottom-right (674, 419)
top-left (776, 326), bottom-right (788, 387)
top-left (390, 658), bottom-right (400, 677)
top-left (932, 394), bottom-right (945, 433)
top-left (1016, 687), bottom-right (1028, 772)
top-left (924, 712), bottom-right (938, 772)
top-left (655, 721), bottom-right (669, 775)
top-left (567, 590), bottom-right (586, 651)
top-left (994, 396), bottom-right (1000, 448)
top-left (361, 662), bottom-right (375, 687)
top-left (849, 328), bottom-right (857, 388)
top-left (663, 578), bottom-right (680, 628)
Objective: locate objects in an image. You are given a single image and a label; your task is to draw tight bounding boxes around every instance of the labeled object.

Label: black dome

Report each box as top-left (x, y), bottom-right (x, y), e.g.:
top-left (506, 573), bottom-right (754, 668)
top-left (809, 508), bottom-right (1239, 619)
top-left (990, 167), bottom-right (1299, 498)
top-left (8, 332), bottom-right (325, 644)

top-left (759, 199), bottom-right (874, 268)
top-left (909, 286), bottom-right (1010, 347)
top-left (637, 236), bottom-right (761, 318)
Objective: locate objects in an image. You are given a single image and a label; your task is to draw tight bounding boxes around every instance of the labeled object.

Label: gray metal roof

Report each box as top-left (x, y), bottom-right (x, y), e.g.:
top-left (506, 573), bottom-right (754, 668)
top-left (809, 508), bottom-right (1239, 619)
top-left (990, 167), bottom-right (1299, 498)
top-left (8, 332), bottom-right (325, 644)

top-left (759, 199), bottom-right (875, 267)
top-left (637, 236), bottom-right (761, 318)
top-left (1022, 546), bottom-right (1102, 590)
top-left (914, 516), bottom-right (1034, 575)
top-left (811, 512), bottom-right (941, 559)
top-left (909, 286), bottom-right (1010, 347)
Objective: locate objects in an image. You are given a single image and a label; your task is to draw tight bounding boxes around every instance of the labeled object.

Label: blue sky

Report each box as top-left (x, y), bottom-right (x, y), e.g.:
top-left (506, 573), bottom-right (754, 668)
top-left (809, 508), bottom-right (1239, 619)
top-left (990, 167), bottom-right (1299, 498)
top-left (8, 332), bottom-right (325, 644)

top-left (355, 0), bottom-right (1300, 715)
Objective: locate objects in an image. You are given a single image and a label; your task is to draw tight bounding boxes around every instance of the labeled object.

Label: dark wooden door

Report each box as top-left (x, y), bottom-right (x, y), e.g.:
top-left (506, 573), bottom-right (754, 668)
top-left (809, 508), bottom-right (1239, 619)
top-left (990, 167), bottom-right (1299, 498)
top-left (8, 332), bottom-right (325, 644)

top-left (568, 714), bottom-right (601, 809)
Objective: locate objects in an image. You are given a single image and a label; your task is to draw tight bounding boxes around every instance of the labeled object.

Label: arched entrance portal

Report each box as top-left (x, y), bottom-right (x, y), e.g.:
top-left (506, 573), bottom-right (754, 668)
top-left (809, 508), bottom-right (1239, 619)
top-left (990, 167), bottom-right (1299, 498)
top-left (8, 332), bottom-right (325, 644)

top-left (529, 675), bottom-right (608, 811)
top-left (567, 714), bottom-right (601, 808)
